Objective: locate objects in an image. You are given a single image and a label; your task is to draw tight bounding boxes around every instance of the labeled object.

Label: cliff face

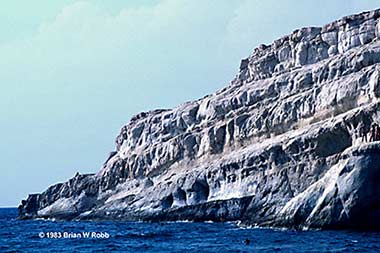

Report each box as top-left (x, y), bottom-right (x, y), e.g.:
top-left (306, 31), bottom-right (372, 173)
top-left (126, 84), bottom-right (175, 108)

top-left (19, 9), bottom-right (380, 230)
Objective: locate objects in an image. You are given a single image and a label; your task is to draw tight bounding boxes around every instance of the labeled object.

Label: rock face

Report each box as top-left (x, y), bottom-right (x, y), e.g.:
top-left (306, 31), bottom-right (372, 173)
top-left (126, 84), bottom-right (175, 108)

top-left (19, 9), bottom-right (380, 230)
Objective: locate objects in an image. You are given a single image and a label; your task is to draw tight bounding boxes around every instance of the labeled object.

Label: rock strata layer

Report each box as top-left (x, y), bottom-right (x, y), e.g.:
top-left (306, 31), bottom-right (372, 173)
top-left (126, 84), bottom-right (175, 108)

top-left (19, 9), bottom-right (380, 230)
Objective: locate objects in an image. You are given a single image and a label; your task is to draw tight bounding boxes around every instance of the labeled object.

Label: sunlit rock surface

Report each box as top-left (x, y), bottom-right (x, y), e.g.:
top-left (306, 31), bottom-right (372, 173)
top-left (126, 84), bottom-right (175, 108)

top-left (19, 9), bottom-right (380, 230)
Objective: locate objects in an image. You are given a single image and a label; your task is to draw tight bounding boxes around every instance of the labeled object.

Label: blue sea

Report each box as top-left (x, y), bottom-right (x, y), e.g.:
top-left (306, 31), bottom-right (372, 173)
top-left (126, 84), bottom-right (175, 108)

top-left (1, 208), bottom-right (380, 252)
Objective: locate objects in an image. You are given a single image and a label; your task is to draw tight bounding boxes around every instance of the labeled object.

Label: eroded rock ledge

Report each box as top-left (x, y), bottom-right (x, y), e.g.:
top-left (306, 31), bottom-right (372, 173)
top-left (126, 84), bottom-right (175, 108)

top-left (19, 9), bottom-right (380, 230)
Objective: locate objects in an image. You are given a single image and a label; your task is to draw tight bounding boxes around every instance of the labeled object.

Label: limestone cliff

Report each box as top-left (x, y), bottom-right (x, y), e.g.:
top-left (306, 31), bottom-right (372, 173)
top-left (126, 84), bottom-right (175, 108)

top-left (19, 9), bottom-right (380, 230)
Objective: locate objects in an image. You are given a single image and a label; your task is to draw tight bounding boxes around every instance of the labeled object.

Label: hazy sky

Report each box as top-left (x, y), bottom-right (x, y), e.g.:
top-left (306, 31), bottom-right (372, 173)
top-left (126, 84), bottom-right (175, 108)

top-left (1, 0), bottom-right (379, 207)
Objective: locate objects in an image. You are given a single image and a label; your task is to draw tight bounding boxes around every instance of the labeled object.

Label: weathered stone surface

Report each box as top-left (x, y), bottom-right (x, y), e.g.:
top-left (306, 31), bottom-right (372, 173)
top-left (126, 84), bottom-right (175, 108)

top-left (19, 9), bottom-right (380, 230)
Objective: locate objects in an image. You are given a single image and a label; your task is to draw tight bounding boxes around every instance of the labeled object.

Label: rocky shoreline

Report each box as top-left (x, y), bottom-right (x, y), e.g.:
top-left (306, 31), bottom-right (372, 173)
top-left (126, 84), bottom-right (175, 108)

top-left (19, 8), bottom-right (380, 230)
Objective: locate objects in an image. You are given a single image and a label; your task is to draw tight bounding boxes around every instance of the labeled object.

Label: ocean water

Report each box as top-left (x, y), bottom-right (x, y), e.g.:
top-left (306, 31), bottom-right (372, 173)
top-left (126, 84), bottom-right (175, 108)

top-left (1, 208), bottom-right (380, 252)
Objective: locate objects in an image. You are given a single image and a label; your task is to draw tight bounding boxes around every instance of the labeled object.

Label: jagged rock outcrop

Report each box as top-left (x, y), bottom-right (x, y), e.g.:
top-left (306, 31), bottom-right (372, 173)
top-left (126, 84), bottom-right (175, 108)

top-left (19, 9), bottom-right (380, 230)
